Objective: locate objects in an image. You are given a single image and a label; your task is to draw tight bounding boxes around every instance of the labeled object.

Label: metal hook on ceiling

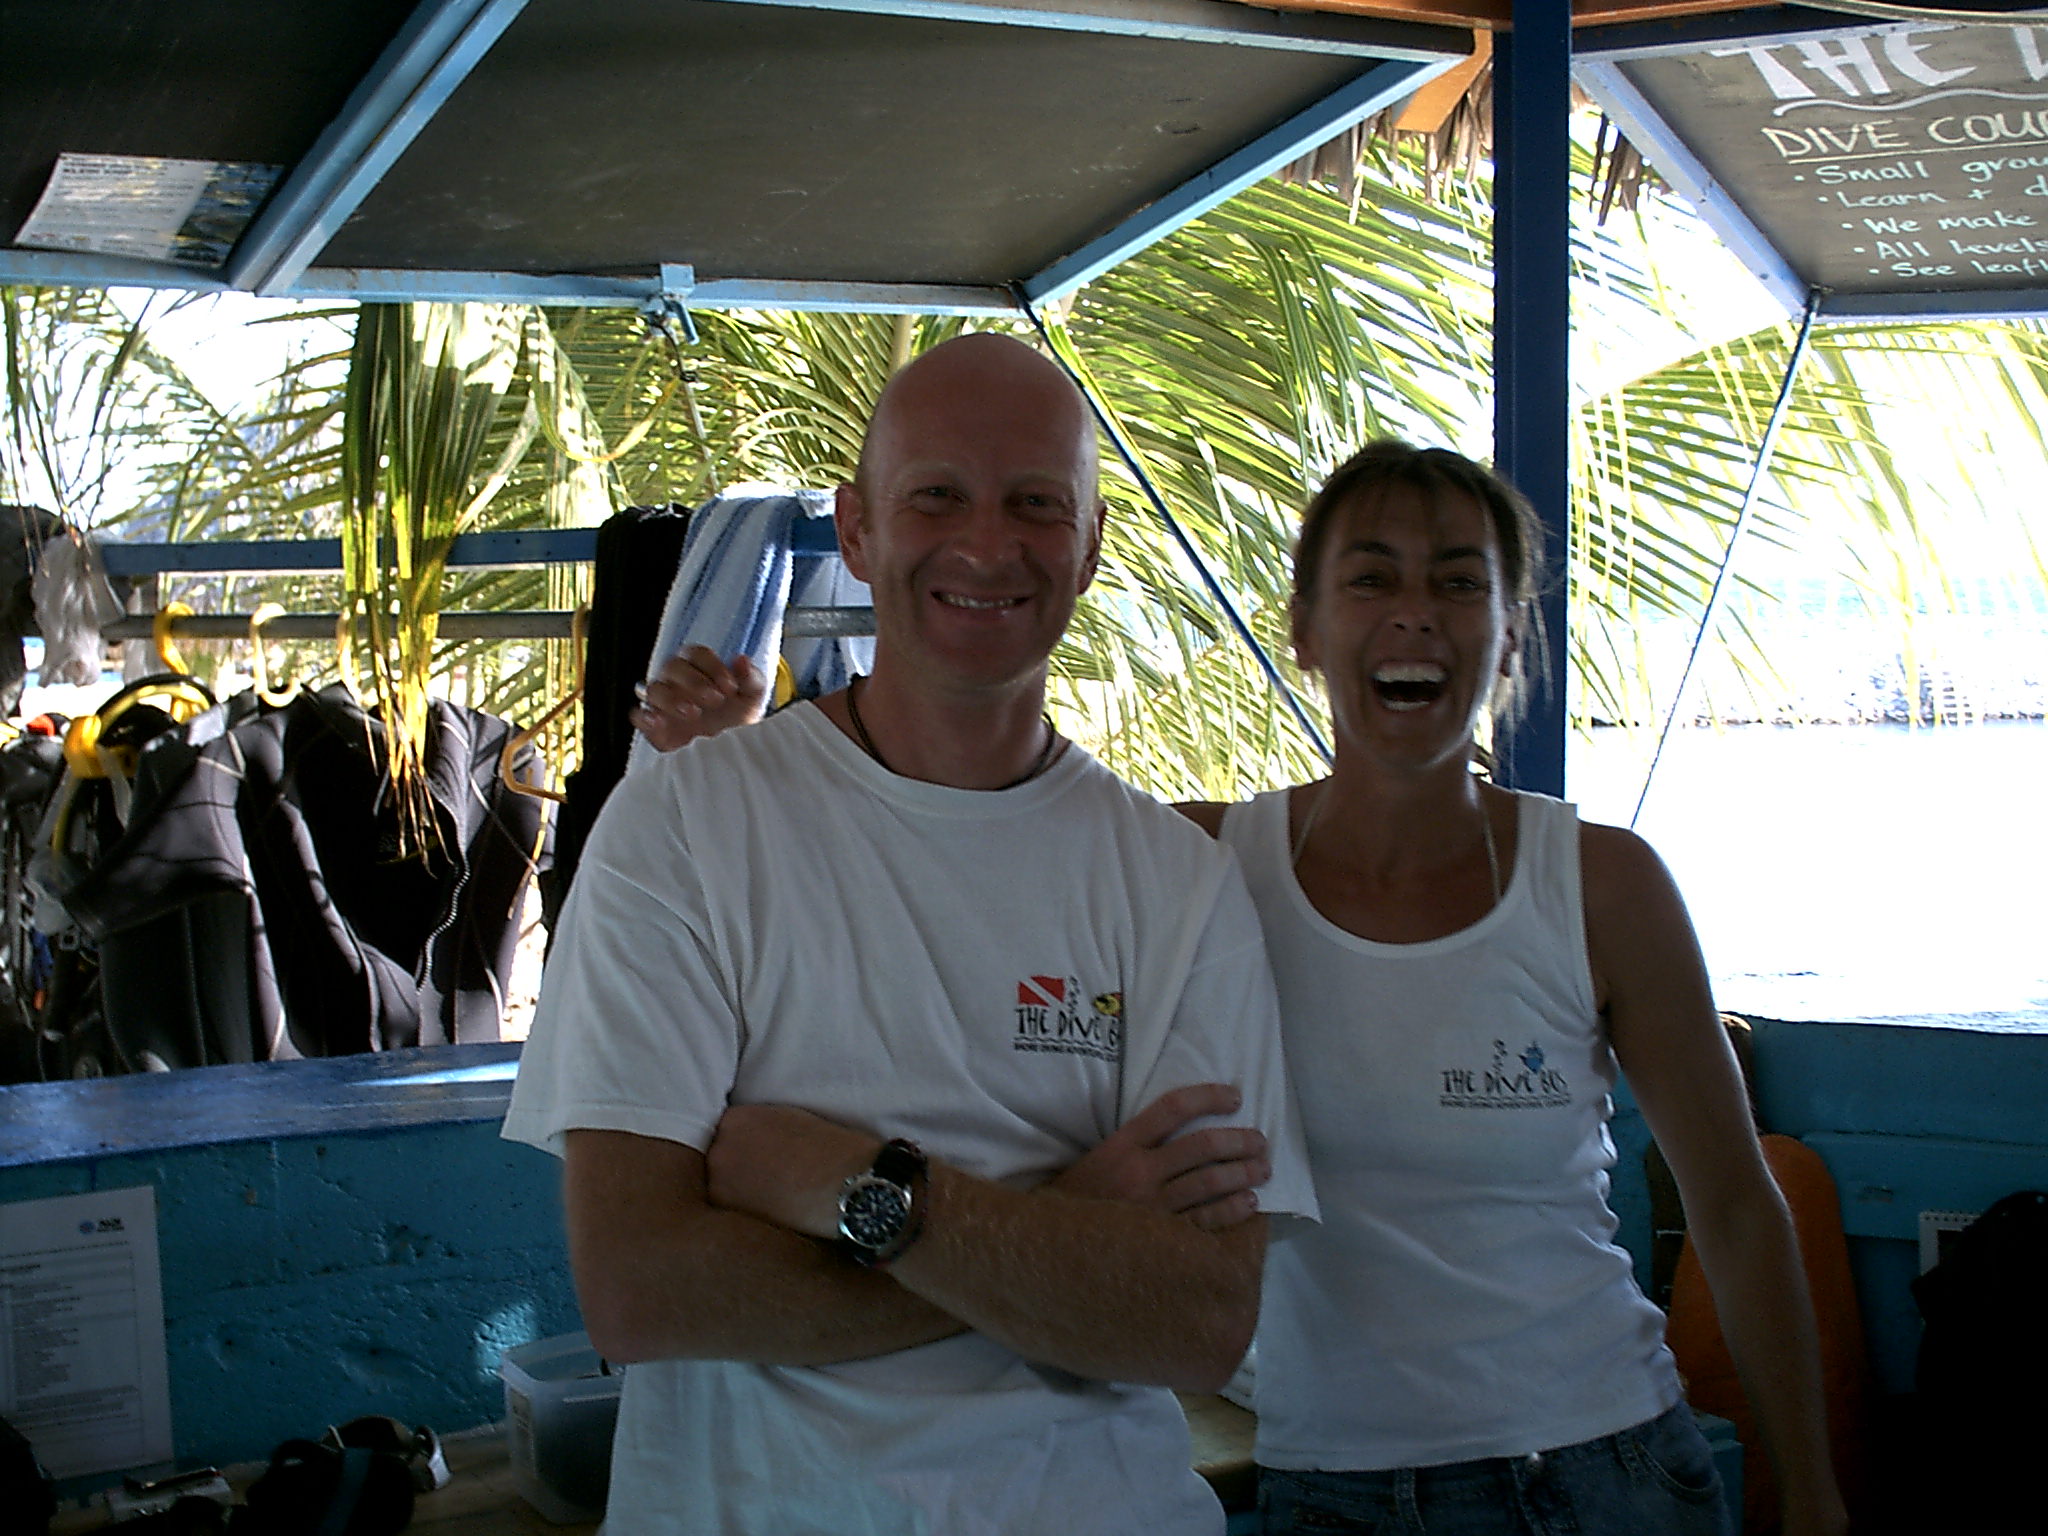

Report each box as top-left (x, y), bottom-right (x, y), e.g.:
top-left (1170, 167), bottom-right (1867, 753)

top-left (641, 261), bottom-right (700, 349)
top-left (641, 261), bottom-right (723, 489)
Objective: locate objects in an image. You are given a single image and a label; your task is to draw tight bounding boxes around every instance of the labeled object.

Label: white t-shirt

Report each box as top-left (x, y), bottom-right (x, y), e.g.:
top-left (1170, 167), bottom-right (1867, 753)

top-left (504, 705), bottom-right (1316, 1535)
top-left (1221, 788), bottom-right (1678, 1471)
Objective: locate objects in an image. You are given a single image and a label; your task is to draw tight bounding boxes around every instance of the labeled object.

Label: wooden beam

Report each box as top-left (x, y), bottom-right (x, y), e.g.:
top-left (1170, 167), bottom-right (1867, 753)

top-left (1252, 0), bottom-right (1508, 29)
top-left (1394, 27), bottom-right (1489, 134)
top-left (1237, 0), bottom-right (1765, 31)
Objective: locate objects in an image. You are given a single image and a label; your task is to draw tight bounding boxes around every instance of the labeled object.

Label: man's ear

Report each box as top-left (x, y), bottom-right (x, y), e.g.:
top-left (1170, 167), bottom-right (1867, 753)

top-left (1075, 500), bottom-right (1107, 595)
top-left (835, 482), bottom-right (870, 583)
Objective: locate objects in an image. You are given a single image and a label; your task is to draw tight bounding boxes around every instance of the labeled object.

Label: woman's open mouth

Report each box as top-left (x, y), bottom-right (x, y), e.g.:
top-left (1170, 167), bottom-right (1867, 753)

top-left (1372, 662), bottom-right (1448, 712)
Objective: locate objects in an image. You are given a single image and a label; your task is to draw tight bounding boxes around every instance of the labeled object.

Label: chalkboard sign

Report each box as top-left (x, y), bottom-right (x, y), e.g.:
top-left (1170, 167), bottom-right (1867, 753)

top-left (1599, 21), bottom-right (2048, 304)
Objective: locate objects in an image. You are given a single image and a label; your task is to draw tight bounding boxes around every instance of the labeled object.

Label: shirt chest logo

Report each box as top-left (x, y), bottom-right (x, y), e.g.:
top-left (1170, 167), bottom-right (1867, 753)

top-left (1013, 975), bottom-right (1123, 1062)
top-left (1439, 1039), bottom-right (1571, 1110)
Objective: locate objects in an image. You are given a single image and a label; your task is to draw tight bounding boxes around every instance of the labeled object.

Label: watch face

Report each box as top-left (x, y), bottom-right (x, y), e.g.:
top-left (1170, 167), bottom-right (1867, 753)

top-left (840, 1177), bottom-right (911, 1251)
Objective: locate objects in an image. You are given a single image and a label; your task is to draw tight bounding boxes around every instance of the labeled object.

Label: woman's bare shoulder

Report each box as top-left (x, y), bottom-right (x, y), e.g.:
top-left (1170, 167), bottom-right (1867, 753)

top-left (1577, 818), bottom-right (1673, 898)
top-left (1577, 817), bottom-right (1697, 960)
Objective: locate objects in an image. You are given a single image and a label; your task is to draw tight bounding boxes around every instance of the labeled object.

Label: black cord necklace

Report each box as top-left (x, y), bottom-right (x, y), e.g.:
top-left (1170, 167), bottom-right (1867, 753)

top-left (844, 675), bottom-right (1062, 790)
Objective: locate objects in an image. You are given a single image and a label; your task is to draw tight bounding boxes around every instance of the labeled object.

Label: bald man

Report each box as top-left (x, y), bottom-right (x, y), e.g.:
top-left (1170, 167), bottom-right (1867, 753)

top-left (504, 336), bottom-right (1315, 1535)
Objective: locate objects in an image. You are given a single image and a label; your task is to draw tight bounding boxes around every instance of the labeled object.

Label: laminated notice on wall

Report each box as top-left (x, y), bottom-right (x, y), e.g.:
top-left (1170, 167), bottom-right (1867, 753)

top-left (14, 153), bottom-right (283, 268)
top-left (0, 1186), bottom-right (172, 1479)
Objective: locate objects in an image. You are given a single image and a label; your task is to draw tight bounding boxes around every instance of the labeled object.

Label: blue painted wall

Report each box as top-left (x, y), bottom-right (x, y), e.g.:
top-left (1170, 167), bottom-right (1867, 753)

top-left (0, 1045), bottom-right (581, 1490)
top-left (7, 1020), bottom-right (2047, 1495)
top-left (1610, 1017), bottom-right (2048, 1398)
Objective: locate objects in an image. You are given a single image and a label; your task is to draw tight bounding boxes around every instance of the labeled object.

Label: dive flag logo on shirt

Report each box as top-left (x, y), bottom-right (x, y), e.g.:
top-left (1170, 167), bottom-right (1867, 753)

top-left (1017, 975), bottom-right (1066, 1008)
top-left (1013, 974), bottom-right (1121, 1063)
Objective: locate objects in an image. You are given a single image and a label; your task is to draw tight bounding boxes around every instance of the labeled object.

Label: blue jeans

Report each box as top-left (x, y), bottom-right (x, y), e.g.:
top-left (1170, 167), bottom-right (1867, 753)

top-left (1257, 1404), bottom-right (1729, 1536)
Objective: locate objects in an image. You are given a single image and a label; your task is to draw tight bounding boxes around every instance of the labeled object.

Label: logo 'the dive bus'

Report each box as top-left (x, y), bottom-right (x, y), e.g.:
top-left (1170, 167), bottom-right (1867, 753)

top-left (1014, 975), bottom-right (1122, 1061)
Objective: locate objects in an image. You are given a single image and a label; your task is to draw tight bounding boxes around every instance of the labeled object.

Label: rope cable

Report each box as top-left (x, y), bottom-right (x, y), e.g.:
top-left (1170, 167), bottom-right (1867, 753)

top-left (1011, 290), bottom-right (1334, 765)
top-left (1630, 290), bottom-right (1826, 829)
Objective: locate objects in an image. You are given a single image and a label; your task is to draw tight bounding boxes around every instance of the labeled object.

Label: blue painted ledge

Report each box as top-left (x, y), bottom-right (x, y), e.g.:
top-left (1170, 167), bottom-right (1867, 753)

top-left (0, 1043), bottom-right (524, 1167)
top-left (0, 1044), bottom-right (581, 1488)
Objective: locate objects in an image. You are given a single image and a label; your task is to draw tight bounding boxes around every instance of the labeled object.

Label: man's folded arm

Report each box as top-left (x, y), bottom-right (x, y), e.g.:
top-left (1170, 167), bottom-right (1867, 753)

top-left (563, 1127), bottom-right (967, 1367)
top-left (704, 1106), bottom-right (1267, 1395)
top-left (891, 1172), bottom-right (1268, 1394)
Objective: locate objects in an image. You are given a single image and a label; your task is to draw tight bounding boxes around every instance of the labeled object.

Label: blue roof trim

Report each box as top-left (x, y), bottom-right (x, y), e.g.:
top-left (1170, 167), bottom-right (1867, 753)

top-left (281, 266), bottom-right (675, 306)
top-left (684, 278), bottom-right (1018, 316)
top-left (99, 521), bottom-right (843, 577)
top-left (705, 0), bottom-right (1466, 61)
top-left (228, 0), bottom-right (535, 296)
top-left (0, 248), bottom-right (233, 293)
top-left (1818, 288), bottom-right (2048, 321)
top-left (1020, 54), bottom-right (1451, 304)
top-left (278, 266), bottom-right (1017, 313)
top-left (1575, 57), bottom-right (1807, 318)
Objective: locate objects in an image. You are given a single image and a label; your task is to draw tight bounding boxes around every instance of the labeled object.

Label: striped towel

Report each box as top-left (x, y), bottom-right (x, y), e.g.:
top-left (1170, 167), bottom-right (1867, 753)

top-left (626, 486), bottom-right (873, 773)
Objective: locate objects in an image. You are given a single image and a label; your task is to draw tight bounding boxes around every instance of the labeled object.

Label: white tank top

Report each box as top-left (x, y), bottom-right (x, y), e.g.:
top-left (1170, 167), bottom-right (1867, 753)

top-left (1221, 788), bottom-right (1679, 1470)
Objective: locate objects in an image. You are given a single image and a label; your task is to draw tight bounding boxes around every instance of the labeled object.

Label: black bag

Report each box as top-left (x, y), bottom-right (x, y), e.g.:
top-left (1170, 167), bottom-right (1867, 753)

top-left (1908, 1188), bottom-right (2048, 1523)
top-left (541, 503), bottom-right (692, 925)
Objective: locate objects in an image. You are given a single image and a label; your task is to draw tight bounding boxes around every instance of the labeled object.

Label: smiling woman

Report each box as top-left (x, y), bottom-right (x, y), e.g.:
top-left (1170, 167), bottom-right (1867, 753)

top-left (1169, 439), bottom-right (1850, 1536)
top-left (1285, 441), bottom-right (1536, 790)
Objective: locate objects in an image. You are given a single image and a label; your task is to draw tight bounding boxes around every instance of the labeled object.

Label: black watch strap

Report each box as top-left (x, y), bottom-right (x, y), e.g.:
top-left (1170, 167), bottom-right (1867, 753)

top-left (871, 1138), bottom-right (924, 1190)
top-left (838, 1137), bottom-right (928, 1268)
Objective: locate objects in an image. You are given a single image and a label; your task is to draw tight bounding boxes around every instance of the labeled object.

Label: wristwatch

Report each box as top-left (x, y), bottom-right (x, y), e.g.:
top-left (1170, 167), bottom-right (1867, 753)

top-left (836, 1138), bottom-right (928, 1267)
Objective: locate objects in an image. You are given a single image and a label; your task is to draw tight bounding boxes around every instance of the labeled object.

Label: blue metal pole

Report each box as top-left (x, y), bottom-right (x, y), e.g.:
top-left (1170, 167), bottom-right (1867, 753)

top-left (1491, 0), bottom-right (1572, 798)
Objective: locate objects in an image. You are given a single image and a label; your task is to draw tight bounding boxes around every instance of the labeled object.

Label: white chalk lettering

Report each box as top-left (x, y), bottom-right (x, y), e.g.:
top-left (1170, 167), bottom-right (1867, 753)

top-left (1960, 153), bottom-right (2048, 183)
top-left (1834, 190), bottom-right (1948, 206)
top-left (1762, 122), bottom-right (1910, 159)
top-left (2015, 26), bottom-right (2048, 83)
top-left (1813, 159), bottom-right (1931, 184)
top-left (1713, 44), bottom-right (1817, 101)
top-left (1885, 27), bottom-right (1975, 88)
top-left (1935, 209), bottom-right (2037, 228)
top-left (1929, 111), bottom-right (2048, 146)
top-left (1948, 235), bottom-right (2048, 253)
top-left (1796, 35), bottom-right (1889, 97)
top-left (1969, 254), bottom-right (2048, 275)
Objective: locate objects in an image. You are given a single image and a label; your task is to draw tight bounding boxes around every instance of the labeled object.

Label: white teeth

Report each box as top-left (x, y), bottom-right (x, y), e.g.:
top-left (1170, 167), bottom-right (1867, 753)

top-left (1373, 662), bottom-right (1447, 684)
top-left (937, 593), bottom-right (1018, 610)
top-left (1374, 661), bottom-right (1445, 712)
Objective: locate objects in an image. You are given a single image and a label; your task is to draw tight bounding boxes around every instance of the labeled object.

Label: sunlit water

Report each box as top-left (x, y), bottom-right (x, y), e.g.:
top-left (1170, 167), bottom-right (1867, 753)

top-left (1569, 720), bottom-right (2048, 1030)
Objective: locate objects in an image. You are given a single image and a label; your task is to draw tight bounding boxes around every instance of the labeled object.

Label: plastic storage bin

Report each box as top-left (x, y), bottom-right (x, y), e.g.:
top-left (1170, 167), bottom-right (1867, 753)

top-left (501, 1331), bottom-right (624, 1524)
